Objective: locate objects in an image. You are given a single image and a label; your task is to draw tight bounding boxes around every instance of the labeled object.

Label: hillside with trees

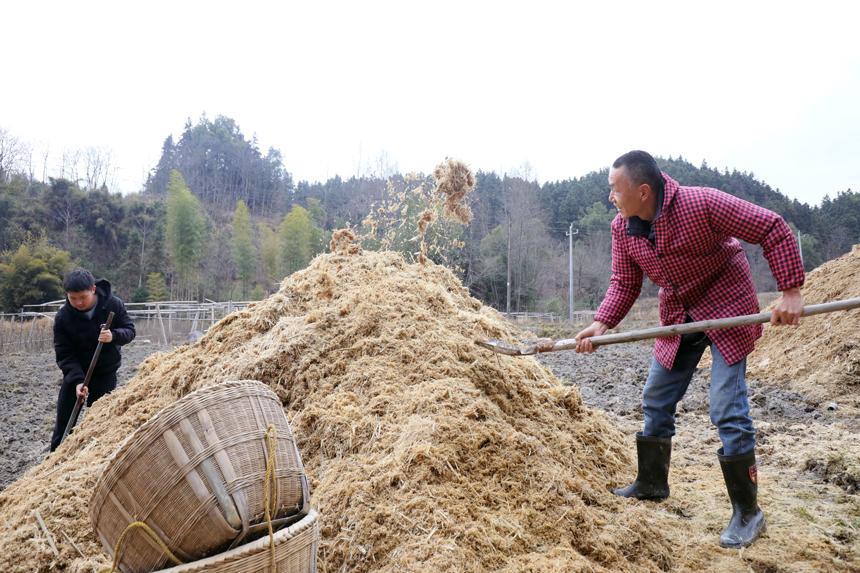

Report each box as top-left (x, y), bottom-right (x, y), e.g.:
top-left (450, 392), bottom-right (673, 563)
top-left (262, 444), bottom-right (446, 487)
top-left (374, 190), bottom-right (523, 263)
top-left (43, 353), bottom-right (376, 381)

top-left (1, 117), bottom-right (858, 313)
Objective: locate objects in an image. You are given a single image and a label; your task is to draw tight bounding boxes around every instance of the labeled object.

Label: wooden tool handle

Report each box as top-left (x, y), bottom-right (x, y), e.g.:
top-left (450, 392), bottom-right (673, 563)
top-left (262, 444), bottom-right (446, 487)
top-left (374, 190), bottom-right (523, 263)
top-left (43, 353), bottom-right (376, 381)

top-left (79, 311), bottom-right (115, 391)
top-left (553, 297), bottom-right (860, 351)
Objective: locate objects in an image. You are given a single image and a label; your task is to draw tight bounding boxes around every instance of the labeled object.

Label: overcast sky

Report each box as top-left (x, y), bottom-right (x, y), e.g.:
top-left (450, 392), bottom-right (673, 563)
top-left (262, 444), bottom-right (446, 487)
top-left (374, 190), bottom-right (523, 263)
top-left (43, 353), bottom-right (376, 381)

top-left (2, 0), bottom-right (858, 205)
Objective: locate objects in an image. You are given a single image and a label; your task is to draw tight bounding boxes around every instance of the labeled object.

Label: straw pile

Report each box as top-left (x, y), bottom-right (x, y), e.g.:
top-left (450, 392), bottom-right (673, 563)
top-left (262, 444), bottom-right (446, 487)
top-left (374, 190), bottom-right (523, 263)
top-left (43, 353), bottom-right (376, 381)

top-left (0, 236), bottom-right (679, 572)
top-left (749, 244), bottom-right (860, 407)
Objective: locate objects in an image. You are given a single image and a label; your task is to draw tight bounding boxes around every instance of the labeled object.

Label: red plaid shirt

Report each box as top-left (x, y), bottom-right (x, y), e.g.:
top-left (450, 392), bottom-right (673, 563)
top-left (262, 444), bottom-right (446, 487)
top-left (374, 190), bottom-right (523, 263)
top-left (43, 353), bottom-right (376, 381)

top-left (594, 173), bottom-right (805, 368)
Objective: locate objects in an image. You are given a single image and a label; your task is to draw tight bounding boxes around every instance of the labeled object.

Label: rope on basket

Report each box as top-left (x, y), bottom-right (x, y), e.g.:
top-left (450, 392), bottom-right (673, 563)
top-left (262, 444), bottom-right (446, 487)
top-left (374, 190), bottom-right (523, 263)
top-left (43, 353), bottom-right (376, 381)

top-left (264, 424), bottom-right (278, 572)
top-left (103, 520), bottom-right (184, 573)
top-left (103, 424), bottom-right (280, 573)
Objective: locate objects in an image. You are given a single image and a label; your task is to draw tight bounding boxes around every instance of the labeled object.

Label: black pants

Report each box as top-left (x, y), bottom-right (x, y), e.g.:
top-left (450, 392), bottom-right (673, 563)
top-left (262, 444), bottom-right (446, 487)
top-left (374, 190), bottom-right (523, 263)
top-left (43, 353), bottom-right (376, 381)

top-left (50, 371), bottom-right (117, 451)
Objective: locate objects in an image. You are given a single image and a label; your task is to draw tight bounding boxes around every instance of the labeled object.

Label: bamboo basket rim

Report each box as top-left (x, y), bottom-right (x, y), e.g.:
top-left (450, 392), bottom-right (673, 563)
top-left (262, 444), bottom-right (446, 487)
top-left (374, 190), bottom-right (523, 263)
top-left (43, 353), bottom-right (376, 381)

top-left (89, 379), bottom-right (285, 526)
top-left (151, 509), bottom-right (319, 573)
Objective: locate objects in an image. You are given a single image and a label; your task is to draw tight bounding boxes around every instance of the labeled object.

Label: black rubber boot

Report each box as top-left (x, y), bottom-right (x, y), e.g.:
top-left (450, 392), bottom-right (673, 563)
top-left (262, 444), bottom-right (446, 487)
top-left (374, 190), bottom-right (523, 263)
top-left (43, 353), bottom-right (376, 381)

top-left (718, 448), bottom-right (766, 548)
top-left (613, 433), bottom-right (671, 500)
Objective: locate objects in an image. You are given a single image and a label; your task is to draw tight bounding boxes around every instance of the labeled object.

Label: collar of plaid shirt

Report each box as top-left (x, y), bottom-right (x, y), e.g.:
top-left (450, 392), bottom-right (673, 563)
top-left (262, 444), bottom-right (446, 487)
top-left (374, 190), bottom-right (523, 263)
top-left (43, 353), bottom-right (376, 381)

top-left (626, 174), bottom-right (666, 242)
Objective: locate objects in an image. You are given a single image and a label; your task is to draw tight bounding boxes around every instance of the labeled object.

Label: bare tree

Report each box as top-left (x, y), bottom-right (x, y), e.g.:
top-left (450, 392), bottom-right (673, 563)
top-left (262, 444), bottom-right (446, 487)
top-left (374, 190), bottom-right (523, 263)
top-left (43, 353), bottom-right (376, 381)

top-left (42, 145), bottom-right (50, 183)
top-left (500, 176), bottom-right (554, 312)
top-left (83, 146), bottom-right (114, 190)
top-left (60, 148), bottom-right (82, 184)
top-left (359, 150), bottom-right (399, 180)
top-left (0, 128), bottom-right (26, 182)
top-left (574, 231), bottom-right (614, 309)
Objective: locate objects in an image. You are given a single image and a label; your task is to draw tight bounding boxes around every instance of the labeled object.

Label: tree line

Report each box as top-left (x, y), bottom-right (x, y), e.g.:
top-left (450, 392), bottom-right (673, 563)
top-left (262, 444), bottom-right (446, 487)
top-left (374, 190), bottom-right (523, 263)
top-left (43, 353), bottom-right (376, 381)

top-left (1, 117), bottom-right (858, 314)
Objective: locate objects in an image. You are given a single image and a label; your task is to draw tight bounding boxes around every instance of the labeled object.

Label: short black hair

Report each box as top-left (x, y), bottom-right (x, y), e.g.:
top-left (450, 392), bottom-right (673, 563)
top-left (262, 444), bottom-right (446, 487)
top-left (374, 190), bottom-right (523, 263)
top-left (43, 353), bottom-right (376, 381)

top-left (612, 150), bottom-right (664, 194)
top-left (63, 268), bottom-right (95, 292)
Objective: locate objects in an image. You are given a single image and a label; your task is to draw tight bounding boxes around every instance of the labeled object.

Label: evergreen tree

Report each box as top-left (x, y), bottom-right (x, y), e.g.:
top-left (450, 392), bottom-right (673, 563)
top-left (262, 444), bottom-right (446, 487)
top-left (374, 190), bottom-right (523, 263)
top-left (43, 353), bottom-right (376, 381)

top-left (145, 136), bottom-right (175, 195)
top-left (577, 201), bottom-right (615, 232)
top-left (306, 197), bottom-right (327, 256)
top-left (279, 205), bottom-right (313, 275)
top-left (145, 272), bottom-right (168, 301)
top-left (816, 189), bottom-right (859, 259)
top-left (165, 170), bottom-right (206, 299)
top-left (231, 200), bottom-right (255, 297)
top-left (259, 222), bottom-right (280, 287)
top-left (131, 284), bottom-right (149, 303)
top-left (145, 115), bottom-right (292, 214)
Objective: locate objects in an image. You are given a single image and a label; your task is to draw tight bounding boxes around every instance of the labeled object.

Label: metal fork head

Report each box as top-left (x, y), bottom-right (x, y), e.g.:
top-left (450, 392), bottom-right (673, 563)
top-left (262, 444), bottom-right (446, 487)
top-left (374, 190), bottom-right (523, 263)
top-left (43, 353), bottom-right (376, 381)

top-left (475, 339), bottom-right (538, 356)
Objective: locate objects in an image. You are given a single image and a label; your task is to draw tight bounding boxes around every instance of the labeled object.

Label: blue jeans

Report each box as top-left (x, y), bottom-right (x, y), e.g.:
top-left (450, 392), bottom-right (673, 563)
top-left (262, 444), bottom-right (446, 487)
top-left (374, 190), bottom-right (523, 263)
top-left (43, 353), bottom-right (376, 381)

top-left (641, 333), bottom-right (755, 456)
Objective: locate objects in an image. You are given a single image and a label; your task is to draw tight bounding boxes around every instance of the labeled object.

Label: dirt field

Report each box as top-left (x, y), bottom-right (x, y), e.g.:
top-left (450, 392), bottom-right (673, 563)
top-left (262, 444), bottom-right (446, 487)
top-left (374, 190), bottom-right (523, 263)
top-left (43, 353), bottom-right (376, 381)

top-left (0, 339), bottom-right (166, 490)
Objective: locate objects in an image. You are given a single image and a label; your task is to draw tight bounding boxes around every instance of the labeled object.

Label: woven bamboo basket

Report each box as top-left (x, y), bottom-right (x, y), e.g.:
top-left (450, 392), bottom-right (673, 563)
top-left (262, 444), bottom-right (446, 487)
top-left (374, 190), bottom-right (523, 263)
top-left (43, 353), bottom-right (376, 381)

top-left (153, 510), bottom-right (319, 573)
top-left (90, 380), bottom-right (310, 573)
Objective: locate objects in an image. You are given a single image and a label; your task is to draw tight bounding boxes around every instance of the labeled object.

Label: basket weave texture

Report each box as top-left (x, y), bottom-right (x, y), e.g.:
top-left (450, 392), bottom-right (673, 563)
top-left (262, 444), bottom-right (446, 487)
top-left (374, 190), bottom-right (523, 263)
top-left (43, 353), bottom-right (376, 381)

top-left (90, 380), bottom-right (309, 573)
top-left (152, 510), bottom-right (319, 573)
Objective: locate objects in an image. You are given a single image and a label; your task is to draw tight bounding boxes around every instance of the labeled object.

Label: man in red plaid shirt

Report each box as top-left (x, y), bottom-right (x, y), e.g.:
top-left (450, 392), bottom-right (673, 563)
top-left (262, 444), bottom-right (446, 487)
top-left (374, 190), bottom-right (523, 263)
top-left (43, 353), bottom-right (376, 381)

top-left (575, 150), bottom-right (805, 548)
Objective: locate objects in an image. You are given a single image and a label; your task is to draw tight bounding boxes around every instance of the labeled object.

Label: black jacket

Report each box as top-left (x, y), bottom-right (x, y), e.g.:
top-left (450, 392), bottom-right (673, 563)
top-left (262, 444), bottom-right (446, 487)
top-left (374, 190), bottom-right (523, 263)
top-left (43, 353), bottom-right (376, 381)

top-left (53, 279), bottom-right (136, 387)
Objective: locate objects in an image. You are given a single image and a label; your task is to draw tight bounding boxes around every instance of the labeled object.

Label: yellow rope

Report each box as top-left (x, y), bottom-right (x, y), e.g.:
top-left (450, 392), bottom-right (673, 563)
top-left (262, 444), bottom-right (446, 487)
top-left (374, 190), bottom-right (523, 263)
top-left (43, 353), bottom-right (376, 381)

top-left (103, 428), bottom-right (279, 572)
top-left (103, 520), bottom-right (183, 573)
top-left (264, 424), bottom-right (278, 571)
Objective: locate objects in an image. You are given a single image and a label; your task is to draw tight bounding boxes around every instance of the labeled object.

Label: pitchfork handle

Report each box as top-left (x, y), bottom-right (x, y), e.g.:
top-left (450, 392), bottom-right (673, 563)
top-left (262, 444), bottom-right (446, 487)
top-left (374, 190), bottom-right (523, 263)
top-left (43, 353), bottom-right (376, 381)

top-left (571, 297), bottom-right (860, 350)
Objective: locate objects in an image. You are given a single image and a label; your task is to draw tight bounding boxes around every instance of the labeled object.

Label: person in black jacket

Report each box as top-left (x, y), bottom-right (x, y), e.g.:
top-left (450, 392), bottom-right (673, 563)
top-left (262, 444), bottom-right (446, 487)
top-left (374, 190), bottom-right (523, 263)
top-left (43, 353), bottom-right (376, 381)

top-left (50, 268), bottom-right (136, 451)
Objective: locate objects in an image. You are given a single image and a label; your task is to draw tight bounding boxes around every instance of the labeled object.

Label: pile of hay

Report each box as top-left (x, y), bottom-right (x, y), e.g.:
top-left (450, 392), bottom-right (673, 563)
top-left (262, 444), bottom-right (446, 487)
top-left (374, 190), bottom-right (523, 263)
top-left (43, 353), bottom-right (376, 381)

top-left (0, 239), bottom-right (680, 572)
top-left (749, 244), bottom-right (860, 408)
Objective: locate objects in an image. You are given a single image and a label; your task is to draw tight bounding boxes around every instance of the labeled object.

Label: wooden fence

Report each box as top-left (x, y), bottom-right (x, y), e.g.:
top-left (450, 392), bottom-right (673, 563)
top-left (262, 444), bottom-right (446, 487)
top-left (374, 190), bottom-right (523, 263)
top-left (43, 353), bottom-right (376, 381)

top-left (0, 300), bottom-right (253, 353)
top-left (0, 313), bottom-right (55, 353)
top-left (504, 311), bottom-right (595, 324)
